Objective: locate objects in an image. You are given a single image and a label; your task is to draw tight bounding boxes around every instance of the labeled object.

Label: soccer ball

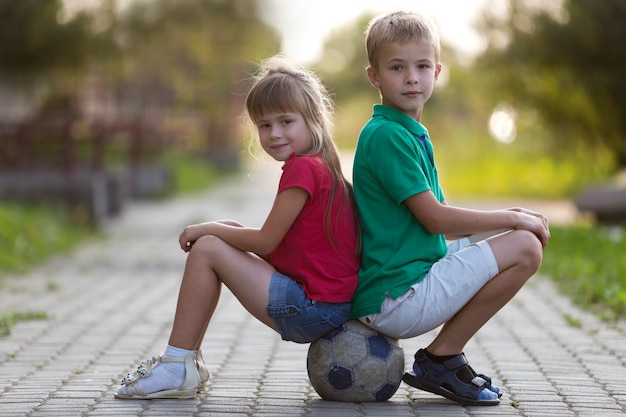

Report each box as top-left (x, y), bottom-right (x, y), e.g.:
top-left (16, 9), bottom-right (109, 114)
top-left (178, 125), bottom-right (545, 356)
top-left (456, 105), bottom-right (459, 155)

top-left (307, 320), bottom-right (405, 402)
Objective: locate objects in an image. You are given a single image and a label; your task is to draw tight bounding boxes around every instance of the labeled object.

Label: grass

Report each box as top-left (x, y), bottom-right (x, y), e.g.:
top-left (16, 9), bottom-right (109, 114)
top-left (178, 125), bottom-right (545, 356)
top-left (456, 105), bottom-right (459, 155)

top-left (0, 203), bottom-right (95, 275)
top-left (0, 151), bottom-right (221, 336)
top-left (0, 311), bottom-right (48, 337)
top-left (0, 152), bottom-right (220, 278)
top-left (431, 126), bottom-right (614, 199)
top-left (161, 151), bottom-right (221, 194)
top-left (540, 224), bottom-right (626, 321)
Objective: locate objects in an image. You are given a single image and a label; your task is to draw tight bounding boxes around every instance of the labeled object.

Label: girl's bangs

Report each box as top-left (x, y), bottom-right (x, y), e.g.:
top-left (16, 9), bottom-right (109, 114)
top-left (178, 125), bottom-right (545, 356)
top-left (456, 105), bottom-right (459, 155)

top-left (248, 77), bottom-right (304, 121)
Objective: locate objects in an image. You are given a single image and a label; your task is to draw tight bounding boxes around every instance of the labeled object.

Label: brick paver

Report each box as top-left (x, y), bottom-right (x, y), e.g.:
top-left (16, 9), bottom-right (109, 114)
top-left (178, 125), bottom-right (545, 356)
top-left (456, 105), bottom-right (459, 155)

top-left (1, 158), bottom-right (625, 417)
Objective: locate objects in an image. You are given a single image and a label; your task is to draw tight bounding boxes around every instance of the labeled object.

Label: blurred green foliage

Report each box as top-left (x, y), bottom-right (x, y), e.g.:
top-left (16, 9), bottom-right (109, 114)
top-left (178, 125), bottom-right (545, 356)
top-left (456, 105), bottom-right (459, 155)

top-left (1, 0), bottom-right (623, 193)
top-left (0, 0), bottom-right (280, 167)
top-left (0, 0), bottom-right (99, 76)
top-left (434, 125), bottom-right (614, 198)
top-left (477, 0), bottom-right (626, 171)
top-left (114, 0), bottom-right (279, 150)
top-left (0, 150), bottom-right (220, 279)
top-left (0, 203), bottom-right (94, 275)
top-left (541, 225), bottom-right (626, 321)
top-left (161, 151), bottom-right (220, 194)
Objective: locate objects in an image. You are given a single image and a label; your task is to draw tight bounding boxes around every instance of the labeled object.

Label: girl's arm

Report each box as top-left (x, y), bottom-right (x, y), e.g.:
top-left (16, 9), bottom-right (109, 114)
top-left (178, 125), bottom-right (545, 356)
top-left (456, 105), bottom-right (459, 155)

top-left (178, 187), bottom-right (309, 255)
top-left (405, 191), bottom-right (550, 247)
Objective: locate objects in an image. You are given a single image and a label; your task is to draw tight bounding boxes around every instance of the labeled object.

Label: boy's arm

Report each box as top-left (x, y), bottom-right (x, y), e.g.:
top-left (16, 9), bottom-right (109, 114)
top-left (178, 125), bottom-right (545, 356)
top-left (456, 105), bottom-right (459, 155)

top-left (440, 200), bottom-right (509, 242)
top-left (447, 229), bottom-right (511, 243)
top-left (405, 191), bottom-right (550, 247)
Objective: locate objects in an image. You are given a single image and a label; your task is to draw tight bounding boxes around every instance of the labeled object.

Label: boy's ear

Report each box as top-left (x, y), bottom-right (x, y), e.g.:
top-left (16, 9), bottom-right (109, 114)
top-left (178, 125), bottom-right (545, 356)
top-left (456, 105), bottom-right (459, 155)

top-left (366, 66), bottom-right (380, 89)
top-left (434, 63), bottom-right (442, 82)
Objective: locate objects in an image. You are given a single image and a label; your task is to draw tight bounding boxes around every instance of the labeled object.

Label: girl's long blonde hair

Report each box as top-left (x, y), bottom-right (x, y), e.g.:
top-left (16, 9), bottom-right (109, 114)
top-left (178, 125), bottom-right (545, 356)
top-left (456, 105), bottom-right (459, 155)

top-left (245, 56), bottom-right (360, 254)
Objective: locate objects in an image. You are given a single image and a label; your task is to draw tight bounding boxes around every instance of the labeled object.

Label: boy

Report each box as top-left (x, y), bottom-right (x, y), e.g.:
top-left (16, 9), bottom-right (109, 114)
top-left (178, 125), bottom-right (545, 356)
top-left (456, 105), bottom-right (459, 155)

top-left (350, 11), bottom-right (550, 406)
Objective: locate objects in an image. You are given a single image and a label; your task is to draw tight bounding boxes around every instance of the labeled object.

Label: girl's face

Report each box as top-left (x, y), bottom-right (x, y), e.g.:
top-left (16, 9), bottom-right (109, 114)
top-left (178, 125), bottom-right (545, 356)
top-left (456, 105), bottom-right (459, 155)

top-left (255, 112), bottom-right (313, 161)
top-left (367, 40), bottom-right (441, 121)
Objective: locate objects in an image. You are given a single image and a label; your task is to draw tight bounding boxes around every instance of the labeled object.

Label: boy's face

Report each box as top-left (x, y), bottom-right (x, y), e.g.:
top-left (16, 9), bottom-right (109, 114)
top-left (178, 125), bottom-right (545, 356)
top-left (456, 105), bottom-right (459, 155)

top-left (367, 40), bottom-right (441, 121)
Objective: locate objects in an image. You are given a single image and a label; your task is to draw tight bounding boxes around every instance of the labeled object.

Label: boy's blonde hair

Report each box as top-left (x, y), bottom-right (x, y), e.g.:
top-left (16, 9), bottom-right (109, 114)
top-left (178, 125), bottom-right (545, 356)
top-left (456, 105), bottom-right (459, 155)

top-left (365, 10), bottom-right (441, 69)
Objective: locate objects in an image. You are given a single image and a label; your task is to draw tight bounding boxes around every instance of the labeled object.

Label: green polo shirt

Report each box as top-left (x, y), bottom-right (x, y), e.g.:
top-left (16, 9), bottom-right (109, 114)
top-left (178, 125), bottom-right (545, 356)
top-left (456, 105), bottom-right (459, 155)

top-left (349, 104), bottom-right (447, 319)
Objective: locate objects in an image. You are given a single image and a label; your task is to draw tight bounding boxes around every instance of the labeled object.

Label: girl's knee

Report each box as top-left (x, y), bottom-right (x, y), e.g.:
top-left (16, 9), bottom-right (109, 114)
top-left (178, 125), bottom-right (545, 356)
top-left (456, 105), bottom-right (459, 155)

top-left (190, 235), bottom-right (227, 257)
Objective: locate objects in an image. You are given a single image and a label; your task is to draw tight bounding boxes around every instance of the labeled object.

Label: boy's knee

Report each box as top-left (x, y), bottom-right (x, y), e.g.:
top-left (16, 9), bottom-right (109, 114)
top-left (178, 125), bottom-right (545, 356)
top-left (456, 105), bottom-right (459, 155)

top-left (516, 230), bottom-right (543, 271)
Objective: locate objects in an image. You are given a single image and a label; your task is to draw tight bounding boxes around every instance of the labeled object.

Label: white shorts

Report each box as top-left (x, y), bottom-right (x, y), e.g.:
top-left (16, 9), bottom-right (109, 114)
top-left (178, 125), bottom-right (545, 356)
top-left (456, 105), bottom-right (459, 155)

top-left (358, 238), bottom-right (499, 339)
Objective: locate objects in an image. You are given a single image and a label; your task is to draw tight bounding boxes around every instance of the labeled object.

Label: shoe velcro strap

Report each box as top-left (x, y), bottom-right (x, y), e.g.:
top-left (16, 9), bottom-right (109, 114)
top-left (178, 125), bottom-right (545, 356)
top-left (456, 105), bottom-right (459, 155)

top-left (160, 355), bottom-right (188, 364)
top-left (443, 353), bottom-right (468, 370)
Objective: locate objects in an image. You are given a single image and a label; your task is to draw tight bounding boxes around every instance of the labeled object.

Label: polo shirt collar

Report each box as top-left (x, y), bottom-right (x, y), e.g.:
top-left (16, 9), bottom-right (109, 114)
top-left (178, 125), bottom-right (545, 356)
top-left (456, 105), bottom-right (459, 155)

top-left (372, 104), bottom-right (428, 137)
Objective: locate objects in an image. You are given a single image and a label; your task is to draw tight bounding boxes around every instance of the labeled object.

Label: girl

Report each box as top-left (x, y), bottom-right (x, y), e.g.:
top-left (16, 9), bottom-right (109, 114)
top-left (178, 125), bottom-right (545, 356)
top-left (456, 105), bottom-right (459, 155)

top-left (115, 56), bottom-right (361, 399)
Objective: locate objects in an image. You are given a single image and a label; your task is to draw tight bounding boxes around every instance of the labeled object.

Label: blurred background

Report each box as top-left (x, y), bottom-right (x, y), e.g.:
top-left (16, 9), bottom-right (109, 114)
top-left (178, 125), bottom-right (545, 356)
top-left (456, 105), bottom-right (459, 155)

top-left (0, 0), bottom-right (625, 318)
top-left (1, 0), bottom-right (625, 202)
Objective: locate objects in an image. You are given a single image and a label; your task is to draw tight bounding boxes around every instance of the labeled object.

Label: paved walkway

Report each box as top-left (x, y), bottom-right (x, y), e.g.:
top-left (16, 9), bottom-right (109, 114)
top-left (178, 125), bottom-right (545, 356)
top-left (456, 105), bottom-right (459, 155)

top-left (1, 158), bottom-right (625, 417)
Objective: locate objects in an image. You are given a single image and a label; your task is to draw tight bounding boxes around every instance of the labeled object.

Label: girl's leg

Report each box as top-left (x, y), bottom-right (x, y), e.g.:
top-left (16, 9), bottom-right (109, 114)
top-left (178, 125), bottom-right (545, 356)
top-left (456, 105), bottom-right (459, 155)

top-left (427, 229), bottom-right (543, 356)
top-left (117, 235), bottom-right (277, 397)
top-left (169, 234), bottom-right (278, 349)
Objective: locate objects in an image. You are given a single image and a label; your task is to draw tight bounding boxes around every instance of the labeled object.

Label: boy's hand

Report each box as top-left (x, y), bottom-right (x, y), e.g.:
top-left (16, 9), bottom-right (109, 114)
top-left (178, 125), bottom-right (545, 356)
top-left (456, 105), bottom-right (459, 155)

top-left (508, 207), bottom-right (549, 227)
top-left (508, 208), bottom-right (550, 248)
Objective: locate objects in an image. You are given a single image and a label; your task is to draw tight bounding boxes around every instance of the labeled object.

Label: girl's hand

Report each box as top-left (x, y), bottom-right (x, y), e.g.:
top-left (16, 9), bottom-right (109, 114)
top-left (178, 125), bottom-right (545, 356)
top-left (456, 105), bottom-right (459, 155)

top-left (179, 223), bottom-right (207, 252)
top-left (178, 220), bottom-right (245, 252)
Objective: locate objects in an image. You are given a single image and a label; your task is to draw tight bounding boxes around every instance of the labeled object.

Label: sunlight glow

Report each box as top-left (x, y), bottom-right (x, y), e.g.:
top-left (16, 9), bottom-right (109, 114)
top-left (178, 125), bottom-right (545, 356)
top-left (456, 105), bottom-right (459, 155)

top-left (488, 105), bottom-right (516, 144)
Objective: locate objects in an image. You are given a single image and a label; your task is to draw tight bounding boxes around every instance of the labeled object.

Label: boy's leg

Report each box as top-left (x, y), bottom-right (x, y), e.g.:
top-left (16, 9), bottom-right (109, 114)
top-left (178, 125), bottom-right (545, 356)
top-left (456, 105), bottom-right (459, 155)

top-left (403, 229), bottom-right (542, 405)
top-left (426, 229), bottom-right (543, 356)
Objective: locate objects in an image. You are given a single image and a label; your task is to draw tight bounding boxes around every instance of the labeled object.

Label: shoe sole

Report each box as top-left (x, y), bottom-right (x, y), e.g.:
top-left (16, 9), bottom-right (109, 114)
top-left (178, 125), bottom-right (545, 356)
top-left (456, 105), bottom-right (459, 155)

top-left (114, 387), bottom-right (197, 400)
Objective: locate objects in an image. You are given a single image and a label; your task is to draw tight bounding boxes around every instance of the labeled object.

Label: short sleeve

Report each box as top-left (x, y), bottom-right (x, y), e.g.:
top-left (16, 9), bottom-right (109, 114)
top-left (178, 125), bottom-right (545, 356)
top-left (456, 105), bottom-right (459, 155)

top-left (278, 156), bottom-right (323, 197)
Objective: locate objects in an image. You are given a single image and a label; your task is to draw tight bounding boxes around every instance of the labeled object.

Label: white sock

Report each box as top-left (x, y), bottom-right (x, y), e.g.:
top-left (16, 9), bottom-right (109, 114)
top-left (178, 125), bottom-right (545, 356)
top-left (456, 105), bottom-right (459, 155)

top-left (117, 345), bottom-right (190, 395)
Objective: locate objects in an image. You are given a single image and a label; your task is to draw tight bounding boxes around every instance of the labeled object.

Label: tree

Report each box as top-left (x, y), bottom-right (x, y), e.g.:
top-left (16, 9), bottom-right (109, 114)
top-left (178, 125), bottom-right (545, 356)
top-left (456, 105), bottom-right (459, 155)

top-left (477, 0), bottom-right (626, 170)
top-left (115, 0), bottom-right (279, 158)
top-left (0, 0), bottom-right (279, 171)
top-left (0, 0), bottom-right (95, 76)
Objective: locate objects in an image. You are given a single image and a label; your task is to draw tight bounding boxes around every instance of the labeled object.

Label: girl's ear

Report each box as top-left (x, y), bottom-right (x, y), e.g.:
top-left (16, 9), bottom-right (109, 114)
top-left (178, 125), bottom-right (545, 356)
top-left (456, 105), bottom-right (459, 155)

top-left (366, 66), bottom-right (380, 89)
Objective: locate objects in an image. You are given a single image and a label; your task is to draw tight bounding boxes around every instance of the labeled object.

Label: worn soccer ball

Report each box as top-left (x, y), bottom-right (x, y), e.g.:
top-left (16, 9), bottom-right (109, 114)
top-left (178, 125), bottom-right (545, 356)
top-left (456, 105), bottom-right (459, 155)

top-left (307, 320), bottom-right (405, 402)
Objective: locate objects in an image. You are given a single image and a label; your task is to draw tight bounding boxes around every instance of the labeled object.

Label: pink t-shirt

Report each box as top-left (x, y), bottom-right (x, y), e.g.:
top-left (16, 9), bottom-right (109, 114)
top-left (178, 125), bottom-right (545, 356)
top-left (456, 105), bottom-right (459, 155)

top-left (268, 154), bottom-right (359, 303)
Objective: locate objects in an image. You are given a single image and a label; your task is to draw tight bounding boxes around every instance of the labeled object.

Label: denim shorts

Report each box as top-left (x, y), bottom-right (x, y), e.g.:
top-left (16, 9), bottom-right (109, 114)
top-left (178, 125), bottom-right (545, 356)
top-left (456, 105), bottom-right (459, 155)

top-left (267, 272), bottom-right (351, 344)
top-left (358, 238), bottom-right (499, 339)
